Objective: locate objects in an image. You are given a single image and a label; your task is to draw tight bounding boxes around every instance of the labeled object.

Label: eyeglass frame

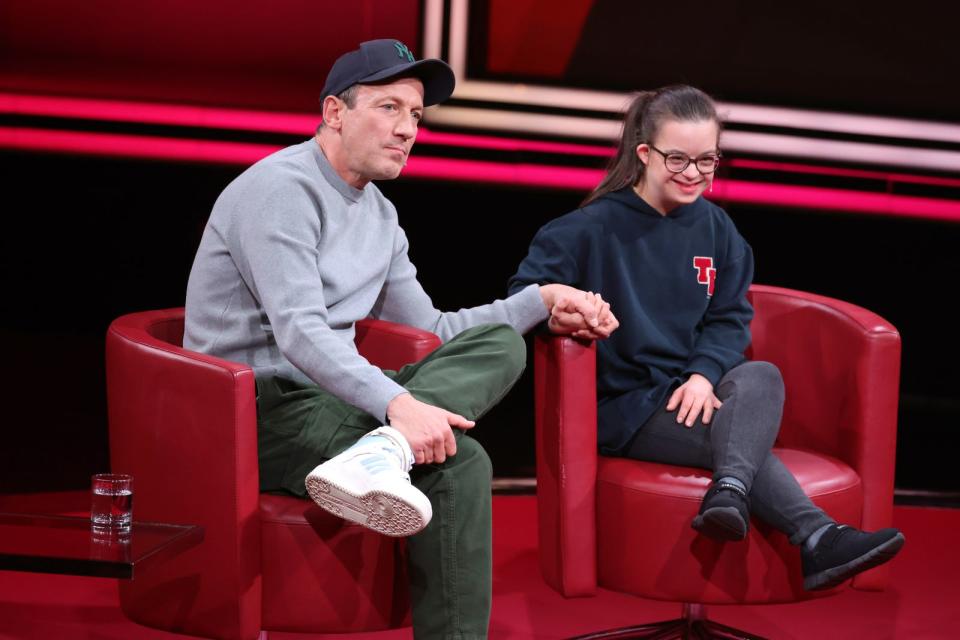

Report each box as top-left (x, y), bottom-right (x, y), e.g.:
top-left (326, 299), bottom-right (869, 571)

top-left (647, 144), bottom-right (722, 175)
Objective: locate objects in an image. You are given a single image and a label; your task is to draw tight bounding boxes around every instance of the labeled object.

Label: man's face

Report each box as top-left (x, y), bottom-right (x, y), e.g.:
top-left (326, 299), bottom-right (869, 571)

top-left (337, 78), bottom-right (424, 187)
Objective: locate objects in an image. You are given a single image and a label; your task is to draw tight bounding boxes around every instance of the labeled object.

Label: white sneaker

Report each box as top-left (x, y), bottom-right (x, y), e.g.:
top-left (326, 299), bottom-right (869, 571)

top-left (305, 426), bottom-right (432, 537)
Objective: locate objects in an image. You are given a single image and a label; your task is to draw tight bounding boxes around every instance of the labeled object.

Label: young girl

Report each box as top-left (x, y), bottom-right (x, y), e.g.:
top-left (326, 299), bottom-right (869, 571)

top-left (509, 85), bottom-right (903, 591)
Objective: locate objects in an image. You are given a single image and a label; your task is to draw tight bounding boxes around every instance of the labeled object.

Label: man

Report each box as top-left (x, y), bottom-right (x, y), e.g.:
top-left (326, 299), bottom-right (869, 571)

top-left (184, 39), bottom-right (617, 638)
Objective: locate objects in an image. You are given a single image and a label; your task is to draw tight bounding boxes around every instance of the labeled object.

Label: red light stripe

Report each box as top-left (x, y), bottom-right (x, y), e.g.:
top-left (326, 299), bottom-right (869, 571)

top-left (709, 180), bottom-right (960, 222)
top-left (2, 125), bottom-right (959, 222)
top-left (404, 155), bottom-right (602, 189)
top-left (5, 92), bottom-right (960, 191)
top-left (415, 129), bottom-right (612, 156)
top-left (0, 127), bottom-right (281, 165)
top-left (0, 92), bottom-right (317, 135)
top-left (728, 158), bottom-right (960, 189)
top-left (0, 92), bottom-right (614, 156)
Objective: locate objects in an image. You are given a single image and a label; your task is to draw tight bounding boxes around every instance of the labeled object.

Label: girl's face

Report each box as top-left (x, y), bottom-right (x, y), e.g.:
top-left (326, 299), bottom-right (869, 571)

top-left (634, 119), bottom-right (719, 215)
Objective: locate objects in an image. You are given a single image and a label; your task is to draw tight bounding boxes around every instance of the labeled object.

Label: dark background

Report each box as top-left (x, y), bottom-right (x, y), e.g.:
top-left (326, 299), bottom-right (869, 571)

top-left (476, 0), bottom-right (960, 121)
top-left (1, 149), bottom-right (956, 494)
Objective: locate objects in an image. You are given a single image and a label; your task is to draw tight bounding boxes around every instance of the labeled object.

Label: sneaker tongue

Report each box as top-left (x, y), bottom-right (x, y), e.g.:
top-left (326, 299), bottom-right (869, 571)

top-left (379, 440), bottom-right (406, 469)
top-left (368, 430), bottom-right (413, 471)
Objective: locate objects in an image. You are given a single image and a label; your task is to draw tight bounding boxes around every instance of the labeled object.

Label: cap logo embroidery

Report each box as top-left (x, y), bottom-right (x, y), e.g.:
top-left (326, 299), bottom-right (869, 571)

top-left (394, 41), bottom-right (415, 62)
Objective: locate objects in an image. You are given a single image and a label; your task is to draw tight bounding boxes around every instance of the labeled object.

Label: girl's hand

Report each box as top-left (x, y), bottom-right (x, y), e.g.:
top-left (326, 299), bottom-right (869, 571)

top-left (666, 373), bottom-right (722, 427)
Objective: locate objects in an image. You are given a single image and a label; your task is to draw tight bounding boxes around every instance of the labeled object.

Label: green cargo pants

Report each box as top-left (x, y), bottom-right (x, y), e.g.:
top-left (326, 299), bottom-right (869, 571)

top-left (255, 323), bottom-right (526, 639)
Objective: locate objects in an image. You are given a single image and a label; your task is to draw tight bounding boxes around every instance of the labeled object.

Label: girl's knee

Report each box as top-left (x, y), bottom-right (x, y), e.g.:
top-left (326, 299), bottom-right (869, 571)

top-left (724, 361), bottom-right (784, 402)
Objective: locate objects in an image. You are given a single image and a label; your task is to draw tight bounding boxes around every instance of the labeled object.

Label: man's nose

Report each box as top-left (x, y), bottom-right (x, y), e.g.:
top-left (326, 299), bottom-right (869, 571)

top-left (395, 114), bottom-right (417, 139)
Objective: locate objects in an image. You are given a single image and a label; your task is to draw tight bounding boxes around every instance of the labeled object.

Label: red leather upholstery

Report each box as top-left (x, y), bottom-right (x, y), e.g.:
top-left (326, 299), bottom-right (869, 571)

top-left (106, 310), bottom-right (440, 640)
top-left (534, 284), bottom-right (901, 604)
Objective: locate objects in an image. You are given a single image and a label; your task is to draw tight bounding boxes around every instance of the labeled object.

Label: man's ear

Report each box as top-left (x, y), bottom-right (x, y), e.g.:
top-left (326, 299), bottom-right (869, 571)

top-left (321, 95), bottom-right (345, 131)
top-left (635, 143), bottom-right (650, 167)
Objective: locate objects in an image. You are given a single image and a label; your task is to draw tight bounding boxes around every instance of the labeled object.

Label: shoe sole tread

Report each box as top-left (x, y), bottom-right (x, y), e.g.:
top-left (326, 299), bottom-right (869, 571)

top-left (692, 506), bottom-right (748, 541)
top-left (305, 475), bottom-right (427, 537)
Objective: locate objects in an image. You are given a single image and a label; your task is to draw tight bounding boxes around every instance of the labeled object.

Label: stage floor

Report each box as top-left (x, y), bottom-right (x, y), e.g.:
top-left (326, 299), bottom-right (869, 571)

top-left (0, 494), bottom-right (956, 639)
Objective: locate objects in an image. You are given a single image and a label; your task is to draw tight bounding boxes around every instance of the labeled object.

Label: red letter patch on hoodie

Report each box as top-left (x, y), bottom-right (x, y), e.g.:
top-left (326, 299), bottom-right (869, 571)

top-left (693, 257), bottom-right (716, 297)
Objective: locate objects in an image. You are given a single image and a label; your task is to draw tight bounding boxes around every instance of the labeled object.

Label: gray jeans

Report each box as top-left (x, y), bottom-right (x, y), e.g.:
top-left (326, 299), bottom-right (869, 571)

top-left (625, 361), bottom-right (833, 544)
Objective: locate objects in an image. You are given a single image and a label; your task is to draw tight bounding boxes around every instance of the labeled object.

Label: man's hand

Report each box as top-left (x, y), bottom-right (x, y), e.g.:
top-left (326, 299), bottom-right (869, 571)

top-left (666, 373), bottom-right (723, 427)
top-left (539, 284), bottom-right (619, 339)
top-left (386, 393), bottom-right (475, 465)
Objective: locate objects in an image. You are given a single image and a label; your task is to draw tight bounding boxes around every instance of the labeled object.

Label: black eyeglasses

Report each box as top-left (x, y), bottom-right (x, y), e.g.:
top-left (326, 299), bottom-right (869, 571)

top-left (649, 145), bottom-right (722, 174)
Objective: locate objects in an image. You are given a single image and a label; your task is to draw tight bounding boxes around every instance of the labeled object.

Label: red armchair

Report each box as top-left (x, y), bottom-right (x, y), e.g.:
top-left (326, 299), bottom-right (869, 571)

top-left (105, 309), bottom-right (441, 640)
top-left (534, 284), bottom-right (901, 636)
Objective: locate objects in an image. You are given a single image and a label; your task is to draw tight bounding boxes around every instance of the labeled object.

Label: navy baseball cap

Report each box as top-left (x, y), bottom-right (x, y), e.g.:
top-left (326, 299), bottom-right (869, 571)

top-left (321, 39), bottom-right (456, 106)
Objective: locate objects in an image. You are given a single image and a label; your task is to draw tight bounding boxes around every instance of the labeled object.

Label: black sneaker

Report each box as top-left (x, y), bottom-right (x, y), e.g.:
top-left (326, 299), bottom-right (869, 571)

top-left (802, 524), bottom-right (905, 591)
top-left (691, 481), bottom-right (750, 541)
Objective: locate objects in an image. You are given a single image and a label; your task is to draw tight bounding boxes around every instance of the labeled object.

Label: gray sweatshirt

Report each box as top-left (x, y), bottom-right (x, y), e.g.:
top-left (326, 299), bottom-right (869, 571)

top-left (184, 139), bottom-right (547, 421)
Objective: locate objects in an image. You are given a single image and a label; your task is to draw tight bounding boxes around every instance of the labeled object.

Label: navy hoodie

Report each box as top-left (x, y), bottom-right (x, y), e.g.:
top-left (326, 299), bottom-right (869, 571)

top-left (509, 187), bottom-right (754, 454)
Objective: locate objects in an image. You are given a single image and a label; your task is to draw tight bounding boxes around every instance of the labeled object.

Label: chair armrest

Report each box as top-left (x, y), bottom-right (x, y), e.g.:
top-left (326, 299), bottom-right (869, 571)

top-left (355, 318), bottom-right (441, 370)
top-left (748, 285), bottom-right (901, 590)
top-left (534, 334), bottom-right (598, 596)
top-left (106, 311), bottom-right (262, 640)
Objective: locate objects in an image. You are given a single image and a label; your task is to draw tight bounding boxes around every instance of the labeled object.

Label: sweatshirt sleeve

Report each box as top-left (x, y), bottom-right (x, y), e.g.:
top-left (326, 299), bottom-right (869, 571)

top-left (508, 221), bottom-right (582, 294)
top-left (371, 226), bottom-right (549, 341)
top-left (231, 182), bottom-right (408, 422)
top-left (682, 234), bottom-right (755, 387)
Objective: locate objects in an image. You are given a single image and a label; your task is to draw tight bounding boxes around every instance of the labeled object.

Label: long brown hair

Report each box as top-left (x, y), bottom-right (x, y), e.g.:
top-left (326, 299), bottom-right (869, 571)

top-left (582, 85), bottom-right (721, 206)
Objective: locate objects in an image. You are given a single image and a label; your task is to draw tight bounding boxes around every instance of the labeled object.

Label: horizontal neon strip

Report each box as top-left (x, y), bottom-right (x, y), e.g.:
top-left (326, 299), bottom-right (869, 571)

top-left (3, 125), bottom-right (959, 222)
top-left (710, 180), bottom-right (960, 222)
top-left (727, 159), bottom-right (960, 189)
top-left (426, 106), bottom-right (960, 173)
top-left (0, 92), bottom-right (319, 135)
top-left (8, 92), bottom-right (960, 185)
top-left (416, 129), bottom-right (613, 156)
top-left (0, 92), bottom-right (614, 157)
top-left (405, 156), bottom-right (960, 222)
top-left (0, 126), bottom-right (281, 165)
top-left (404, 156), bottom-right (603, 189)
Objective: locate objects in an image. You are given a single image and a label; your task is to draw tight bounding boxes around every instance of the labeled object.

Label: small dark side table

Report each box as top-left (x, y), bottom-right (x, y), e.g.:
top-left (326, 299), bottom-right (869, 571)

top-left (0, 512), bottom-right (203, 579)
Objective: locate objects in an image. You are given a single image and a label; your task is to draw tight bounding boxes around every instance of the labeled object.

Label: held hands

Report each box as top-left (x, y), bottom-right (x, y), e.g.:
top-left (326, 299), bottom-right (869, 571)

top-left (539, 284), bottom-right (619, 340)
top-left (667, 373), bottom-right (723, 427)
top-left (386, 392), bottom-right (475, 465)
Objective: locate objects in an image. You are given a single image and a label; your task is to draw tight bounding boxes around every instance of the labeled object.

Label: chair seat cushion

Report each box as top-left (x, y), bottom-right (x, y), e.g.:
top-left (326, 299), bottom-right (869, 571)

top-left (596, 448), bottom-right (862, 604)
top-left (259, 494), bottom-right (411, 631)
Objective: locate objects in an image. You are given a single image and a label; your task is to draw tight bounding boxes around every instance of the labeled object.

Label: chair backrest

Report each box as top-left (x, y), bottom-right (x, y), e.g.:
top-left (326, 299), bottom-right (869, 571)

top-left (747, 285), bottom-right (901, 459)
top-left (107, 307), bottom-right (262, 640)
top-left (105, 308), bottom-right (441, 638)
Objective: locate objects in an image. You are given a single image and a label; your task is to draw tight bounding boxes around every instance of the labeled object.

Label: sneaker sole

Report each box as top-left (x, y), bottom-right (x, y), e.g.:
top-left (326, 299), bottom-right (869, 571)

top-left (803, 532), bottom-right (906, 591)
top-left (305, 475), bottom-right (428, 537)
top-left (692, 506), bottom-right (748, 541)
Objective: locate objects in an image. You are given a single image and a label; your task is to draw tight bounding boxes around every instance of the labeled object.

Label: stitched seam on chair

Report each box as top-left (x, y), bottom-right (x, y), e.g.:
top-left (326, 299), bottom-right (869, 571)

top-left (596, 475), bottom-right (862, 500)
top-left (762, 289), bottom-right (898, 336)
top-left (596, 477), bottom-right (704, 502)
top-left (110, 325), bottom-right (252, 373)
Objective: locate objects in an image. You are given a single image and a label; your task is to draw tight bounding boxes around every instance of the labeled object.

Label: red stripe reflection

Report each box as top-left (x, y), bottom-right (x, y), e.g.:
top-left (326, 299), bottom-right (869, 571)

top-left (0, 93), bottom-right (613, 156)
top-left (0, 127), bottom-right (280, 164)
top-left (2, 125), bottom-right (959, 222)
top-left (728, 159), bottom-right (960, 189)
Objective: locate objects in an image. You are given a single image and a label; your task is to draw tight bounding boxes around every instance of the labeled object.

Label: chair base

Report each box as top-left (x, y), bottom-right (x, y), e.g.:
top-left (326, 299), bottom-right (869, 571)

top-left (569, 604), bottom-right (766, 640)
